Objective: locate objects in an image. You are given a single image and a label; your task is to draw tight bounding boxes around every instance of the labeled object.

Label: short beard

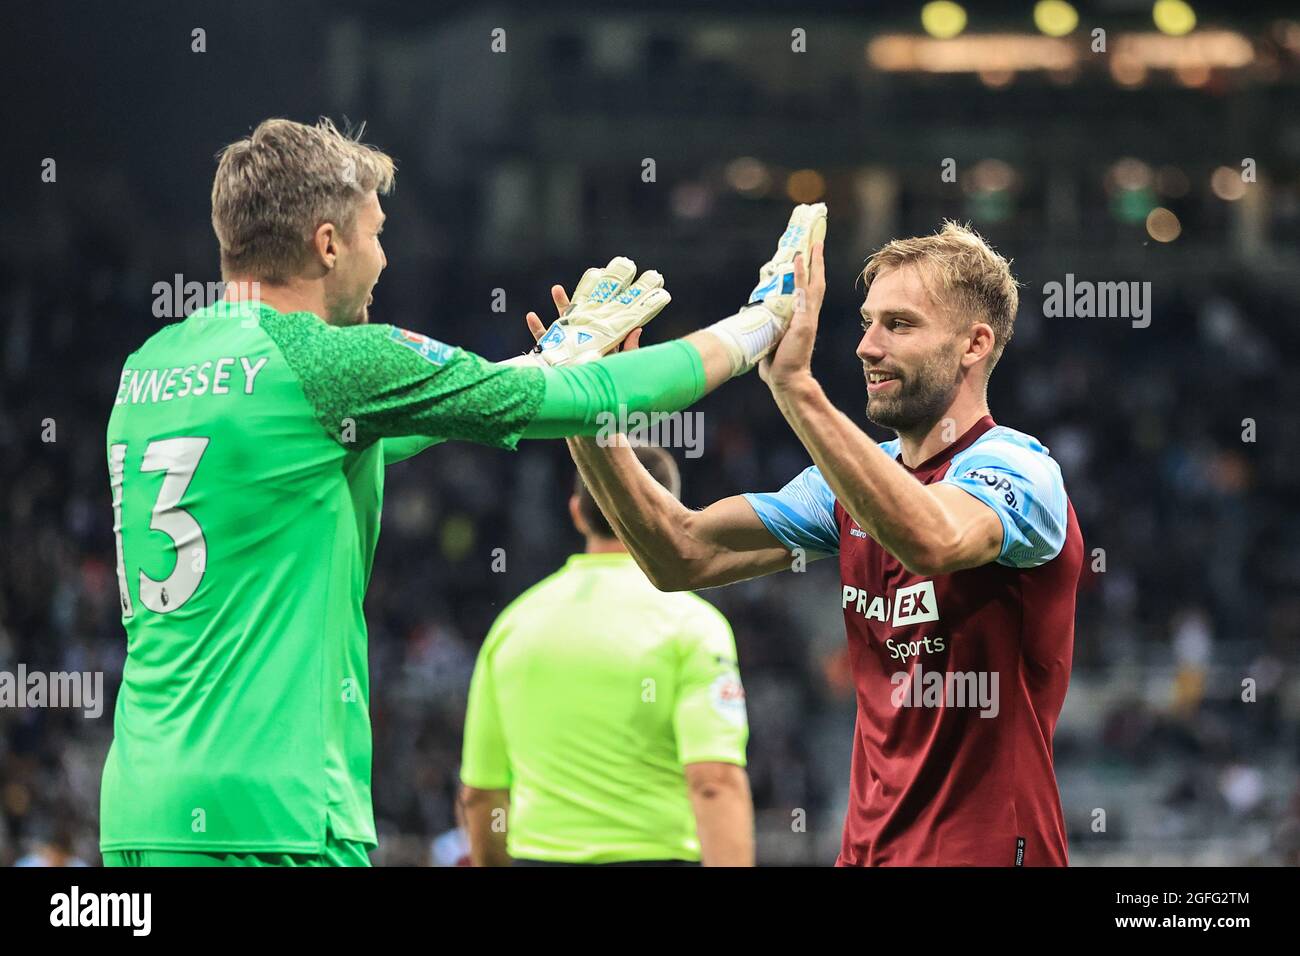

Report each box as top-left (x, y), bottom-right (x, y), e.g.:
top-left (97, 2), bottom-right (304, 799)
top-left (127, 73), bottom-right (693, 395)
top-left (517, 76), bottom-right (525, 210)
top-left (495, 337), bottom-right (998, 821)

top-left (865, 348), bottom-right (961, 435)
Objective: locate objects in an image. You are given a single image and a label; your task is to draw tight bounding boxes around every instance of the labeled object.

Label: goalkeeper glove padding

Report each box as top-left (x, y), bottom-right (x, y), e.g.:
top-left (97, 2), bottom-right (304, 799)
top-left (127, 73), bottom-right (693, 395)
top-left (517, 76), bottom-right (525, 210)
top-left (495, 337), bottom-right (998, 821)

top-left (523, 258), bottom-right (671, 367)
top-left (706, 203), bottom-right (827, 376)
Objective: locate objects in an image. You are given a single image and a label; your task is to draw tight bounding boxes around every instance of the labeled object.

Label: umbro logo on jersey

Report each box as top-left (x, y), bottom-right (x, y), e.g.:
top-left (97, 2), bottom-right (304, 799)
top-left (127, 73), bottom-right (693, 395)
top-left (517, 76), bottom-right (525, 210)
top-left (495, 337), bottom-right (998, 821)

top-left (841, 580), bottom-right (940, 628)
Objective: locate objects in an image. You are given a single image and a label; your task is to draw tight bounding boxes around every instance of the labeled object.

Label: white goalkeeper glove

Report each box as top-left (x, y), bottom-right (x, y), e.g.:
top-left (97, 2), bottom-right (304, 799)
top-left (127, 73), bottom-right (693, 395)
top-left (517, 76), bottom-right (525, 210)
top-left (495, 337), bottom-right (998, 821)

top-left (706, 203), bottom-right (827, 376)
top-left (515, 257), bottom-right (671, 367)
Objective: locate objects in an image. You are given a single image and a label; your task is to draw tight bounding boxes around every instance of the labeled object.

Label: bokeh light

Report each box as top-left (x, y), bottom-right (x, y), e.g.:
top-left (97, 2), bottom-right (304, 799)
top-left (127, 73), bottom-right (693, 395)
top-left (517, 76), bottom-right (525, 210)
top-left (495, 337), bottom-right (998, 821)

top-left (1210, 165), bottom-right (1247, 201)
top-left (1153, 0), bottom-right (1197, 37)
top-left (1034, 1), bottom-right (1079, 38)
top-left (786, 169), bottom-right (826, 203)
top-left (1146, 206), bottom-right (1182, 241)
top-left (921, 1), bottom-right (967, 40)
top-left (724, 157), bottom-right (771, 196)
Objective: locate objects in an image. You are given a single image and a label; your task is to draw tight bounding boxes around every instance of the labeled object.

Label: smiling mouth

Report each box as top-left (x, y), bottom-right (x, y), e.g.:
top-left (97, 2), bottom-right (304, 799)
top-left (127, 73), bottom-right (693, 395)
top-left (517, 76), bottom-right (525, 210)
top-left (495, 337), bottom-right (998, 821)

top-left (866, 370), bottom-right (900, 392)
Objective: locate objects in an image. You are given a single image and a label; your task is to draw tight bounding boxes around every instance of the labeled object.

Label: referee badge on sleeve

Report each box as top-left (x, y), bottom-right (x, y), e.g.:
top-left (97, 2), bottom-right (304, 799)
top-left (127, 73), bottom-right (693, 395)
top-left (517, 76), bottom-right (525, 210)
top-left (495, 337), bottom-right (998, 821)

top-left (710, 673), bottom-right (748, 725)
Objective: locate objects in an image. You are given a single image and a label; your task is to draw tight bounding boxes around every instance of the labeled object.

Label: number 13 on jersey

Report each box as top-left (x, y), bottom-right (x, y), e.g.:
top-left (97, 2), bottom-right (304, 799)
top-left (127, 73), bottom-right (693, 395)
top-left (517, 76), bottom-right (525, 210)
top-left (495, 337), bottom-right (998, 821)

top-left (109, 437), bottom-right (210, 617)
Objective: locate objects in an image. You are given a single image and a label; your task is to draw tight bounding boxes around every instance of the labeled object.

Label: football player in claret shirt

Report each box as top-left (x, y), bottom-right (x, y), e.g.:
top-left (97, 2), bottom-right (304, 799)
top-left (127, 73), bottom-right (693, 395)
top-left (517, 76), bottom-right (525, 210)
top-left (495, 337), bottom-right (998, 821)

top-left (565, 222), bottom-right (1084, 866)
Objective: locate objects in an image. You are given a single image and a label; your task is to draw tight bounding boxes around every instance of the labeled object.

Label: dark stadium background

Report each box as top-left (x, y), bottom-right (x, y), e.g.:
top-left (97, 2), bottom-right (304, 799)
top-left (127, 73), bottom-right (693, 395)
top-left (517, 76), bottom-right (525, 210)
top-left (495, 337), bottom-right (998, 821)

top-left (1, 0), bottom-right (1297, 865)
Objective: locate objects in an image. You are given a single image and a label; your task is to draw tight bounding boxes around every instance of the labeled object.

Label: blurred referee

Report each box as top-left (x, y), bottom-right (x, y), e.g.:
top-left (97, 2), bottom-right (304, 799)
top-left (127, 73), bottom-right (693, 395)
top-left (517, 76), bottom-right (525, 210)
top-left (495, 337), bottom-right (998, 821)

top-left (460, 446), bottom-right (753, 866)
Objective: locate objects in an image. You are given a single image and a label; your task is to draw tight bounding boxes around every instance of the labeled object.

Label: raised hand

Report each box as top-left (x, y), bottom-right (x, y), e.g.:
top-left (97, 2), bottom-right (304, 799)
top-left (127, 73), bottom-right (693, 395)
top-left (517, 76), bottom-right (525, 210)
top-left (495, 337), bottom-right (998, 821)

top-left (521, 258), bottom-right (666, 366)
top-left (702, 203), bottom-right (827, 378)
top-left (759, 239), bottom-right (826, 390)
top-left (527, 282), bottom-right (643, 353)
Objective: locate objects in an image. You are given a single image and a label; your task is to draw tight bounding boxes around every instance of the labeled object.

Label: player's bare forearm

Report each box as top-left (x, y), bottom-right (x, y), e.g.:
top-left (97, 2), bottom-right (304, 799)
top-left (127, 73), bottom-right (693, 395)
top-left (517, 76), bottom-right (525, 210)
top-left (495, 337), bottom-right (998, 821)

top-left (685, 762), bottom-right (755, 867)
top-left (565, 435), bottom-right (716, 588)
top-left (567, 436), bottom-right (792, 590)
top-left (769, 375), bottom-right (994, 575)
top-left (461, 786), bottom-right (512, 867)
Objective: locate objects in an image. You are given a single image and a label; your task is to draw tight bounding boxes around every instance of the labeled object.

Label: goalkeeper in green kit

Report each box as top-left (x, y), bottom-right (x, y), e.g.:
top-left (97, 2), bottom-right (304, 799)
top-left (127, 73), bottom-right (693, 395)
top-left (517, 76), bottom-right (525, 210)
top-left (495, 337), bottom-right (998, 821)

top-left (100, 116), bottom-right (825, 866)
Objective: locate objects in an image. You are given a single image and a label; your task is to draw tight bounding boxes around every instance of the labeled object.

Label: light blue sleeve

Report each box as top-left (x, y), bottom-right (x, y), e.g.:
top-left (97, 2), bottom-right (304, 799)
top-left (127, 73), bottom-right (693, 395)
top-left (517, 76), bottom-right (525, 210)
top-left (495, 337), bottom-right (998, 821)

top-left (944, 436), bottom-right (1068, 569)
top-left (742, 466), bottom-right (840, 558)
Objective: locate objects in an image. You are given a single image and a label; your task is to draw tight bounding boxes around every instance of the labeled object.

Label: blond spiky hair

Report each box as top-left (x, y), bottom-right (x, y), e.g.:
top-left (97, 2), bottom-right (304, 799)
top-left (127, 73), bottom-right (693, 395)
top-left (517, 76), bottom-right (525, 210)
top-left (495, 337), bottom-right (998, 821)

top-left (861, 221), bottom-right (1020, 373)
top-left (211, 117), bottom-right (396, 283)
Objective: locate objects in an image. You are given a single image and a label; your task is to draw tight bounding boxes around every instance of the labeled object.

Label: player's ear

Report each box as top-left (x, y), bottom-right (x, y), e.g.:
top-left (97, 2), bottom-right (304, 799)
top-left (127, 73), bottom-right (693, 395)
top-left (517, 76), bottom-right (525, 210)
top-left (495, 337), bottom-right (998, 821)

top-left (963, 321), bottom-right (995, 368)
top-left (312, 221), bottom-right (338, 270)
top-left (568, 495), bottom-right (588, 536)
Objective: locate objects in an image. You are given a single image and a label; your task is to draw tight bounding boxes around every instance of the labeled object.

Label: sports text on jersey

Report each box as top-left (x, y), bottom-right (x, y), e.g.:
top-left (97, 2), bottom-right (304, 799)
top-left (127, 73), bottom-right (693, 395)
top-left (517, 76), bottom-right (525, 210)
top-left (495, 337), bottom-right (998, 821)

top-left (840, 580), bottom-right (939, 627)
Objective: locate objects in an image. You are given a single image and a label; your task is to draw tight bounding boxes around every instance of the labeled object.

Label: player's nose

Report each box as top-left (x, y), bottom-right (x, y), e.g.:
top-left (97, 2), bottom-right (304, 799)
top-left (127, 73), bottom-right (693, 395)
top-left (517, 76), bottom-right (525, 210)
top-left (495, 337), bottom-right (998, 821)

top-left (856, 327), bottom-right (885, 363)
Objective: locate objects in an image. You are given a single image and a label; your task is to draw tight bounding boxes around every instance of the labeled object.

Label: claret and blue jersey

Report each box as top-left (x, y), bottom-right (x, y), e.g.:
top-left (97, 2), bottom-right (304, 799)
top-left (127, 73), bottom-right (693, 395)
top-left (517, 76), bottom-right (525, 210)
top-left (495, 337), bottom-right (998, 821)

top-left (745, 416), bottom-right (1083, 866)
top-left (745, 418), bottom-right (1069, 568)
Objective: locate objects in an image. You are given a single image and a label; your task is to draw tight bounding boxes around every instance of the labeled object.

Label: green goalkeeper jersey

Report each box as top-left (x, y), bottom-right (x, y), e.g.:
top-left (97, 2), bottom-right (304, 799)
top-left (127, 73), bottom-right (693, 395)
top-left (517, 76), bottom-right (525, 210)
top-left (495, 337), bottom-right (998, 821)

top-left (101, 300), bottom-right (547, 853)
top-left (461, 552), bottom-right (749, 863)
